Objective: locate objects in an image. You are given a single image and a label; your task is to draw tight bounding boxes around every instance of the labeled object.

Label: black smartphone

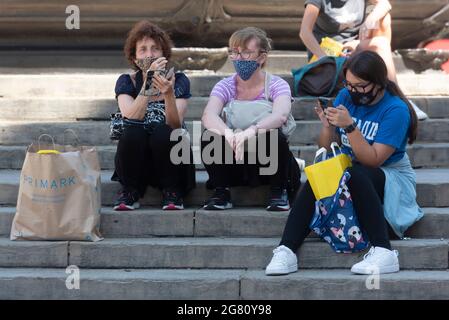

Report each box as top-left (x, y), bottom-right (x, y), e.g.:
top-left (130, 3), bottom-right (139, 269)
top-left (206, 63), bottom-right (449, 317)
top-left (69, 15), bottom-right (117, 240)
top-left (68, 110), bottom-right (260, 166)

top-left (318, 98), bottom-right (333, 111)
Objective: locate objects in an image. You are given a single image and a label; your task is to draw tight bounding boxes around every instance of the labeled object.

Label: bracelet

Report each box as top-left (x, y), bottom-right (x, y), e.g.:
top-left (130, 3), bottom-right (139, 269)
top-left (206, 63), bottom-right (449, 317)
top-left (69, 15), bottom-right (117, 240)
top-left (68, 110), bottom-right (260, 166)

top-left (344, 121), bottom-right (357, 134)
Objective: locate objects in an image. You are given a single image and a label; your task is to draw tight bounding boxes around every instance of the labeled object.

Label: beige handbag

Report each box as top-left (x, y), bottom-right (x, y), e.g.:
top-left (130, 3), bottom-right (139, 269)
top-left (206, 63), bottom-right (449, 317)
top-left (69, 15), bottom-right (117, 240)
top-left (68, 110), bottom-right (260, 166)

top-left (221, 72), bottom-right (296, 138)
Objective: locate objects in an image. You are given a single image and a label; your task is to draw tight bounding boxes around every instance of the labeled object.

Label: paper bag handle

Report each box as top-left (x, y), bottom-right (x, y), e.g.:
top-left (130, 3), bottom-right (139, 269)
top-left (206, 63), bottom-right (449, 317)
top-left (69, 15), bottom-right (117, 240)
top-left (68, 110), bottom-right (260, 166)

top-left (313, 147), bottom-right (328, 164)
top-left (330, 142), bottom-right (342, 157)
top-left (37, 134), bottom-right (57, 151)
top-left (62, 129), bottom-right (80, 146)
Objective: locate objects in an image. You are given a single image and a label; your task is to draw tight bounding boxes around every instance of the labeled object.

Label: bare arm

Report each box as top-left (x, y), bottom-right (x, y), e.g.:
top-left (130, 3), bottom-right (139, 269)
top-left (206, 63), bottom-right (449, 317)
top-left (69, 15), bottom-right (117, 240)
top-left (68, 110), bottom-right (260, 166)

top-left (367, 0), bottom-right (392, 23)
top-left (360, 0), bottom-right (392, 39)
top-left (256, 95), bottom-right (291, 130)
top-left (326, 105), bottom-right (394, 167)
top-left (152, 73), bottom-right (188, 129)
top-left (346, 129), bottom-right (395, 167)
top-left (201, 96), bottom-right (229, 135)
top-left (300, 4), bottom-right (326, 59)
top-left (117, 92), bottom-right (150, 120)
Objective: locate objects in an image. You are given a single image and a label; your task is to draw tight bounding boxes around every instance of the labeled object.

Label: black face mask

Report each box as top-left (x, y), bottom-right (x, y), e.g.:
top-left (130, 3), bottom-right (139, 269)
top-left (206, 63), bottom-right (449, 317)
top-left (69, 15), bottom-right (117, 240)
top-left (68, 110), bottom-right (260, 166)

top-left (348, 85), bottom-right (381, 105)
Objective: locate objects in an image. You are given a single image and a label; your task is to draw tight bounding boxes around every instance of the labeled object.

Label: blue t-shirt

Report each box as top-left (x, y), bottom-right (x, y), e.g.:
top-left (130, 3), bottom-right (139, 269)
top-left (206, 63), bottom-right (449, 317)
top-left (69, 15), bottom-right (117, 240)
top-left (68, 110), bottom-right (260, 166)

top-left (334, 88), bottom-right (410, 166)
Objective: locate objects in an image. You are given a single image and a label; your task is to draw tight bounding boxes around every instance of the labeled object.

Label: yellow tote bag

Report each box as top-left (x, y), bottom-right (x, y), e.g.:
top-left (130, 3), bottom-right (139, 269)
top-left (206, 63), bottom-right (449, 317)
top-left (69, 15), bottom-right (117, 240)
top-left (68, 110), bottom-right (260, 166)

top-left (304, 142), bottom-right (352, 200)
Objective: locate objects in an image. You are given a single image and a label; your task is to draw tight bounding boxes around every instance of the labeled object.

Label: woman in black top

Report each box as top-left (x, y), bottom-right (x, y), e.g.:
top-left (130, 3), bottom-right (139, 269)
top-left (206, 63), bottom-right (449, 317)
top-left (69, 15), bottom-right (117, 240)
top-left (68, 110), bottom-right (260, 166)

top-left (112, 20), bottom-right (195, 211)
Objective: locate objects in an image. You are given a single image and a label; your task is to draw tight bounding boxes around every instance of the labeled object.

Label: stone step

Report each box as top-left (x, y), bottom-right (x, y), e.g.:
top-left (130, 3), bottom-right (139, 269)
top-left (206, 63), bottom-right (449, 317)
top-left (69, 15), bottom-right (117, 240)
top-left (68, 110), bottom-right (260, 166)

top-left (0, 72), bottom-right (447, 98)
top-left (2, 268), bottom-right (449, 299)
top-left (240, 269), bottom-right (449, 300)
top-left (219, 51), bottom-right (418, 74)
top-left (1, 207), bottom-right (447, 239)
top-left (0, 268), bottom-right (241, 300)
top-left (0, 119), bottom-right (447, 146)
top-left (0, 238), bottom-right (446, 270)
top-left (0, 207), bottom-right (194, 238)
top-left (1, 96), bottom-right (448, 121)
top-left (194, 207), bottom-right (449, 239)
top-left (2, 142), bottom-right (449, 170)
top-left (0, 50), bottom-right (414, 74)
top-left (0, 168), bottom-right (448, 207)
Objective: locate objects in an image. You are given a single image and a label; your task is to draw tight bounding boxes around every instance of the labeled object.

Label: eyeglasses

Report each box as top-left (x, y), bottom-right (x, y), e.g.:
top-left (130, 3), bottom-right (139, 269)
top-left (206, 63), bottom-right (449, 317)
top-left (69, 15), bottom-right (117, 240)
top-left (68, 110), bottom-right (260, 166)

top-left (227, 49), bottom-right (266, 60)
top-left (343, 79), bottom-right (373, 93)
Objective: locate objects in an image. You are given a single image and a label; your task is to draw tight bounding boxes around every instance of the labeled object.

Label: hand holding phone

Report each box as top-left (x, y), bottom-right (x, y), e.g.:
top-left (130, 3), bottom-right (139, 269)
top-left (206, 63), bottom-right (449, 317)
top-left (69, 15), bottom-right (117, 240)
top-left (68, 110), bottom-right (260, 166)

top-left (315, 98), bottom-right (332, 128)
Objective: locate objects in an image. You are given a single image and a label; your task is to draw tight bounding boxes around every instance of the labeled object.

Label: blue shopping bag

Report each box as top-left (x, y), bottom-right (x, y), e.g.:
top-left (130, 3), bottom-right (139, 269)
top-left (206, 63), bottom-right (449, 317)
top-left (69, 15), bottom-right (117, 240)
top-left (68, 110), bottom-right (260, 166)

top-left (310, 170), bottom-right (369, 253)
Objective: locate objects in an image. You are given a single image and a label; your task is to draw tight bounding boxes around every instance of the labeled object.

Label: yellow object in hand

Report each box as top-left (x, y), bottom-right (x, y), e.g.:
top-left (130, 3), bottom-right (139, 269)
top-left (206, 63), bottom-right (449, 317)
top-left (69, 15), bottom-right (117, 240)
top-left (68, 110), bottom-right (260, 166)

top-left (309, 37), bottom-right (344, 63)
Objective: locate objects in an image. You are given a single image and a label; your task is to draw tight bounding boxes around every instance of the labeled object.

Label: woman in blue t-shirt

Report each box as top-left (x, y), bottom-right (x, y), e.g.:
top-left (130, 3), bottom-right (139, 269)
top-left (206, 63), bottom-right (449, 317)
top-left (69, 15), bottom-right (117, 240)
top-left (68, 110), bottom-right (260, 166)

top-left (112, 20), bottom-right (195, 211)
top-left (266, 50), bottom-right (423, 276)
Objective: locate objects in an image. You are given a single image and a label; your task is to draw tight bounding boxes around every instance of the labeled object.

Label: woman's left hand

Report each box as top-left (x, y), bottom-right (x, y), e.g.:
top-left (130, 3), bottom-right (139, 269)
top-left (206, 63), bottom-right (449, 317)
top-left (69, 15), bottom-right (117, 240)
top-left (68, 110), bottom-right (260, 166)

top-left (325, 105), bottom-right (353, 128)
top-left (234, 126), bottom-right (257, 161)
top-left (152, 72), bottom-right (175, 96)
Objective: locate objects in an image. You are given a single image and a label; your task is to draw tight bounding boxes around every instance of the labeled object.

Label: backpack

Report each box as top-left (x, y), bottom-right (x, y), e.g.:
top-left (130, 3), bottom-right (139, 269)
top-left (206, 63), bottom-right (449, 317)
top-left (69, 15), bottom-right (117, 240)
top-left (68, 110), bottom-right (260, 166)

top-left (292, 56), bottom-right (347, 98)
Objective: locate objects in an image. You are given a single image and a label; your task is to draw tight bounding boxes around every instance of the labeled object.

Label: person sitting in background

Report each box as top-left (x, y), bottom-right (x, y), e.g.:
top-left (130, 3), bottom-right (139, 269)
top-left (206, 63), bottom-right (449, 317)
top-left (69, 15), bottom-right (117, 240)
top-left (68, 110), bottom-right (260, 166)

top-left (299, 0), bottom-right (428, 120)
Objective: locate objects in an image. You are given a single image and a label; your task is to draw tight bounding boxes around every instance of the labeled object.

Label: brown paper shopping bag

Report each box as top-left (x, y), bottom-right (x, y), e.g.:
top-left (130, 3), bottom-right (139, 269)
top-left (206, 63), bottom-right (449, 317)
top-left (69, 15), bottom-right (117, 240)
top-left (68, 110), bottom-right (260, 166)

top-left (10, 134), bottom-right (103, 241)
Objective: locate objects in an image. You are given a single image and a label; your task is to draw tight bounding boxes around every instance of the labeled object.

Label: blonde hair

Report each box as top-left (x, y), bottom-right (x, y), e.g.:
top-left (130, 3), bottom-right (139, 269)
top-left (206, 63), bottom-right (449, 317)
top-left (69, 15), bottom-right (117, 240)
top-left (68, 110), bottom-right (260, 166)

top-left (229, 27), bottom-right (272, 67)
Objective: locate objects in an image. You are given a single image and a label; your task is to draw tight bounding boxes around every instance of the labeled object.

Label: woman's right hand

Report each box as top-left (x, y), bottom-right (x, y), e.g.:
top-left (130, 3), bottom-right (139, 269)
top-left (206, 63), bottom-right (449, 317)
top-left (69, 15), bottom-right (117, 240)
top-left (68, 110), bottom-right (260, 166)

top-left (224, 129), bottom-right (236, 150)
top-left (315, 102), bottom-right (331, 128)
top-left (149, 57), bottom-right (168, 71)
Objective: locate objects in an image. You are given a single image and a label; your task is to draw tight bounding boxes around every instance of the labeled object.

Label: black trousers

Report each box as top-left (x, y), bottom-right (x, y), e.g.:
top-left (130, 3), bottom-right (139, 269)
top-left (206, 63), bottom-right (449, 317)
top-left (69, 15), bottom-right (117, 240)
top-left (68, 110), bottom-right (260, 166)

top-left (280, 163), bottom-right (394, 252)
top-left (112, 123), bottom-right (191, 197)
top-left (200, 129), bottom-right (292, 189)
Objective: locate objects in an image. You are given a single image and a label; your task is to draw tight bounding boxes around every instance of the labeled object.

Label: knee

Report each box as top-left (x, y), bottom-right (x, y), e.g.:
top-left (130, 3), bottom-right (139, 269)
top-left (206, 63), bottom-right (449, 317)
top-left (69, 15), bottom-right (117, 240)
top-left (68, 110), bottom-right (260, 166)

top-left (258, 129), bottom-right (288, 150)
top-left (346, 164), bottom-right (367, 186)
top-left (120, 126), bottom-right (147, 145)
top-left (381, 13), bottom-right (391, 29)
top-left (149, 124), bottom-right (175, 150)
top-left (362, 36), bottom-right (390, 51)
top-left (201, 129), bottom-right (222, 149)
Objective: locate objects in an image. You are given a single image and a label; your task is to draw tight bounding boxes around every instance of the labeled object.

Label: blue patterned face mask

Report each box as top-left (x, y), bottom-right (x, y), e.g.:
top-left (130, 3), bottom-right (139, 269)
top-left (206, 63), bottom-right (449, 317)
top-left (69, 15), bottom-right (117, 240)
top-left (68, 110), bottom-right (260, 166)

top-left (233, 60), bottom-right (260, 81)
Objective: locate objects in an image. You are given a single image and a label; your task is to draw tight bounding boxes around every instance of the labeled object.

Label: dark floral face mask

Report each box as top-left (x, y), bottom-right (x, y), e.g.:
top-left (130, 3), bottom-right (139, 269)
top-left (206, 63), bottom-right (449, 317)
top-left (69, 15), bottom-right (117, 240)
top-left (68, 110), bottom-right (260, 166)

top-left (135, 57), bottom-right (158, 71)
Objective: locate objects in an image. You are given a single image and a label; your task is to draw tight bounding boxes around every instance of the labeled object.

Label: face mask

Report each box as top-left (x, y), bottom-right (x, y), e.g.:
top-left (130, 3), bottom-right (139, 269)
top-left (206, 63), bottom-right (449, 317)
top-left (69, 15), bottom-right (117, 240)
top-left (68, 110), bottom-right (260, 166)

top-left (348, 85), bottom-right (380, 105)
top-left (232, 60), bottom-right (260, 81)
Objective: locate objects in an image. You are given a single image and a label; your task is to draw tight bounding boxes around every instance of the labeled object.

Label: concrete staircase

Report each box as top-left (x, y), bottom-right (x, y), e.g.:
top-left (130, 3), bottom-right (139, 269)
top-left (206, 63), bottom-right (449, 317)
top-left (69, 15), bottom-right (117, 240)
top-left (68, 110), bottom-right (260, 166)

top-left (0, 51), bottom-right (448, 300)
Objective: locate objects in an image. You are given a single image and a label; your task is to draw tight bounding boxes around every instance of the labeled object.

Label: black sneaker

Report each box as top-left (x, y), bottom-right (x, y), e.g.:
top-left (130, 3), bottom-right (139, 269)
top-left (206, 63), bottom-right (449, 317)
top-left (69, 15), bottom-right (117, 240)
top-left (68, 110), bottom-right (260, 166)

top-left (162, 190), bottom-right (184, 210)
top-left (266, 187), bottom-right (290, 211)
top-left (113, 189), bottom-right (140, 211)
top-left (203, 187), bottom-right (233, 210)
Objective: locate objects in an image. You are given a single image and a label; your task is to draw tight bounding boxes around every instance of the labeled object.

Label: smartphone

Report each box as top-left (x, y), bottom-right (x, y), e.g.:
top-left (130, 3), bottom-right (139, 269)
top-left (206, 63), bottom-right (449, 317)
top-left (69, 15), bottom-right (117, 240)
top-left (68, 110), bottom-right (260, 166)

top-left (165, 67), bottom-right (175, 80)
top-left (318, 98), bottom-right (333, 111)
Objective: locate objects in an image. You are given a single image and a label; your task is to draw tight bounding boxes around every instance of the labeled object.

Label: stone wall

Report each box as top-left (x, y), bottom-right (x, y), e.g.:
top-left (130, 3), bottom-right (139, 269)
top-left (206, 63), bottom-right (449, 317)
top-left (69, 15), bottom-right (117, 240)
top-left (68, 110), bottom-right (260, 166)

top-left (0, 0), bottom-right (447, 50)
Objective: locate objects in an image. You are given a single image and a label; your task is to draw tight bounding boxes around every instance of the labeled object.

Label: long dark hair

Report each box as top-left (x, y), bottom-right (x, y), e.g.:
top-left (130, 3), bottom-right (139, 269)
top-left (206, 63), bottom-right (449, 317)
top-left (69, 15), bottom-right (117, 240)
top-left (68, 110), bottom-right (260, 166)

top-left (343, 51), bottom-right (418, 144)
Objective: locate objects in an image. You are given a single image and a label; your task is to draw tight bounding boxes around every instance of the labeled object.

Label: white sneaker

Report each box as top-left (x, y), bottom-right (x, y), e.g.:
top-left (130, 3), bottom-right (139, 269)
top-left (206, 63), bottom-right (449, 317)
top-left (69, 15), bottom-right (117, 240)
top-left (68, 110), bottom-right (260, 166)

top-left (409, 99), bottom-right (428, 120)
top-left (265, 245), bottom-right (298, 276)
top-left (351, 246), bottom-right (400, 275)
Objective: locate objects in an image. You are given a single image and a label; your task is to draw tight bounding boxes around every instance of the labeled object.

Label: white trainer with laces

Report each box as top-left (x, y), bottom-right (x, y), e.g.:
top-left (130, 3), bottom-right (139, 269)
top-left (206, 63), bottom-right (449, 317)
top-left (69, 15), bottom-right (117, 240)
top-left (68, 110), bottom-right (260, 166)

top-left (351, 246), bottom-right (400, 275)
top-left (265, 245), bottom-right (298, 276)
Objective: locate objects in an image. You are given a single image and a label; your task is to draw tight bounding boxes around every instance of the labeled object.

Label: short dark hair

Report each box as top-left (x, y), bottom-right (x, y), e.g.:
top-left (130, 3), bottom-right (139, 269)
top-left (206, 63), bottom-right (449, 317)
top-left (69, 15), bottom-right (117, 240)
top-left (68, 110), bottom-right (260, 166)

top-left (124, 20), bottom-right (173, 70)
